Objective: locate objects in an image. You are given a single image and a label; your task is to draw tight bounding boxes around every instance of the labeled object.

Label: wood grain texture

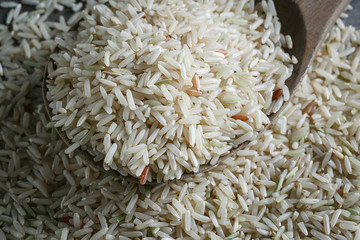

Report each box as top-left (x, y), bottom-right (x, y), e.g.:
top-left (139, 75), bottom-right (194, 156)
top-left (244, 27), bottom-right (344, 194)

top-left (290, 0), bottom-right (351, 92)
top-left (268, 0), bottom-right (351, 122)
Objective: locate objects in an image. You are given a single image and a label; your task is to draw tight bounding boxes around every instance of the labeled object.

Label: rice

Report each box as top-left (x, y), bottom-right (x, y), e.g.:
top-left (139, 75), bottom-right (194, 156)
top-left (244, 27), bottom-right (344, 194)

top-left (1, 0), bottom-right (360, 239)
top-left (45, 0), bottom-right (294, 183)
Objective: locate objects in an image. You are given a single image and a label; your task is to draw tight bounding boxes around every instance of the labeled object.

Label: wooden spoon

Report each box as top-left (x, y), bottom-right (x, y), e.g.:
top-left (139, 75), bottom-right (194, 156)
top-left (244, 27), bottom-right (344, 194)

top-left (43, 0), bottom-right (351, 185)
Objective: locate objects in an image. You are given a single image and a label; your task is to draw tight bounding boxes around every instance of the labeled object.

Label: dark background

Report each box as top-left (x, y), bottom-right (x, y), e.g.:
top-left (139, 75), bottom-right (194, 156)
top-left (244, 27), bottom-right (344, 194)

top-left (344, 0), bottom-right (360, 27)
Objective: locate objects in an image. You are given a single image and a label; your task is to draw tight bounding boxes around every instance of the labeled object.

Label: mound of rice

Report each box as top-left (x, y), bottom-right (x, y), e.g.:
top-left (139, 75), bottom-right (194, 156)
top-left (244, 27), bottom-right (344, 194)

top-left (45, 0), bottom-right (295, 182)
top-left (1, 0), bottom-right (360, 239)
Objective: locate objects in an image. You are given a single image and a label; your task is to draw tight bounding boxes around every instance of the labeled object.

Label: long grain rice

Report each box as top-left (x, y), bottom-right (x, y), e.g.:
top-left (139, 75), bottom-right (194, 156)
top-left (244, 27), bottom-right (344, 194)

top-left (0, 0), bottom-right (360, 239)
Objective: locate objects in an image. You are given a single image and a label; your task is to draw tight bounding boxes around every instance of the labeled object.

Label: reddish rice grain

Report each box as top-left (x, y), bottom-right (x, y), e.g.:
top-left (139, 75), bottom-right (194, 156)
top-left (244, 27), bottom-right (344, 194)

top-left (302, 100), bottom-right (315, 115)
top-left (140, 165), bottom-right (150, 185)
top-left (256, 26), bottom-right (265, 32)
top-left (60, 217), bottom-right (72, 223)
top-left (337, 188), bottom-right (344, 197)
top-left (231, 114), bottom-right (249, 121)
top-left (185, 88), bottom-right (202, 97)
top-left (192, 75), bottom-right (200, 91)
top-left (216, 49), bottom-right (227, 55)
top-left (272, 89), bottom-right (283, 100)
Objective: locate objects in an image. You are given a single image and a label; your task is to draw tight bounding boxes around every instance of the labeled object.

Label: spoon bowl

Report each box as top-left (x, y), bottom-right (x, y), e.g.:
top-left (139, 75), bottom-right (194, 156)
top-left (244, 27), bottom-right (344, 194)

top-left (43, 0), bottom-right (351, 185)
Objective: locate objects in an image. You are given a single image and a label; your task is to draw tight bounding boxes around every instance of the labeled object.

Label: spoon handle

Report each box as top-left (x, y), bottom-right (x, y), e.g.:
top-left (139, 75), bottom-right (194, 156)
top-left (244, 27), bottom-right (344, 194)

top-left (185, 0), bottom-right (352, 179)
top-left (282, 0), bottom-right (352, 98)
top-left (297, 0), bottom-right (351, 64)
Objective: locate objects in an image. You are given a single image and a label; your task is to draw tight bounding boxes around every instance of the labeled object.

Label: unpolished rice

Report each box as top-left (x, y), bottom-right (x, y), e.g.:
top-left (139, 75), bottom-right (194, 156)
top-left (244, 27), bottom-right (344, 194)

top-left (46, 0), bottom-right (294, 182)
top-left (1, 0), bottom-right (360, 240)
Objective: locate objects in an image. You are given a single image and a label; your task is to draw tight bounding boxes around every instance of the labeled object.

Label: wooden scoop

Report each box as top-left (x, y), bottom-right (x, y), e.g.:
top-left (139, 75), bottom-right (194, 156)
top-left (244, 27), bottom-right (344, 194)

top-left (43, 0), bottom-right (351, 185)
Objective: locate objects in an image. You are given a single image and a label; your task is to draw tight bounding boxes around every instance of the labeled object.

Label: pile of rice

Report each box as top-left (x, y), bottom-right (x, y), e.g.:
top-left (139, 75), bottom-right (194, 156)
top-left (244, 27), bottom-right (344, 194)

top-left (45, 0), bottom-right (295, 182)
top-left (0, 0), bottom-right (360, 239)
